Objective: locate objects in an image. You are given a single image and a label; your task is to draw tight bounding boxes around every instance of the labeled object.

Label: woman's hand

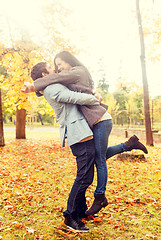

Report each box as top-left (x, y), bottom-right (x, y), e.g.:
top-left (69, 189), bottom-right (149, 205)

top-left (94, 92), bottom-right (103, 103)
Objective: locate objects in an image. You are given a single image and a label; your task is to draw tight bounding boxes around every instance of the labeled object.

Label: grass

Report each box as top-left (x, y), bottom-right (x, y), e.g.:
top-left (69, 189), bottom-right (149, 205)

top-left (3, 124), bottom-right (60, 140)
top-left (0, 126), bottom-right (161, 239)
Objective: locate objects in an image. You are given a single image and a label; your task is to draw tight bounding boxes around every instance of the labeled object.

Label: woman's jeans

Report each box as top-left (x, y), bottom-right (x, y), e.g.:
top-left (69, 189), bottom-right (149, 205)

top-left (93, 119), bottom-right (128, 196)
top-left (63, 139), bottom-right (95, 218)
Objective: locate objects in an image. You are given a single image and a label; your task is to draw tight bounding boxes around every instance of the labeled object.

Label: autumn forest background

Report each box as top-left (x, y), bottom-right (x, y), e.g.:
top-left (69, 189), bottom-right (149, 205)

top-left (0, 0), bottom-right (161, 239)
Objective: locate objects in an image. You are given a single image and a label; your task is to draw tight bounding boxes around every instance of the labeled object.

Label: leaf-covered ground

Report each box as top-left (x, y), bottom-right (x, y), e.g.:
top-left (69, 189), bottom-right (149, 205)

top-left (0, 131), bottom-right (161, 240)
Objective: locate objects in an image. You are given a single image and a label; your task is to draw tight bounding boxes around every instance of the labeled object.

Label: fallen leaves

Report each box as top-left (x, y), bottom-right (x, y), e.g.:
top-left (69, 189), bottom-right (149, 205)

top-left (0, 135), bottom-right (161, 239)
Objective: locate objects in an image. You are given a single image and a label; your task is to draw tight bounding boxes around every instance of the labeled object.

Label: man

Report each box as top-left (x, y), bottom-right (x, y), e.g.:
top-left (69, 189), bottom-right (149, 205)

top-left (21, 62), bottom-right (100, 232)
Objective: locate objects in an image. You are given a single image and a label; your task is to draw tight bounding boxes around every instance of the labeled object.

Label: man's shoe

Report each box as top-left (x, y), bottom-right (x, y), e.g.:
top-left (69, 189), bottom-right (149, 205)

top-left (85, 194), bottom-right (108, 216)
top-left (64, 214), bottom-right (89, 232)
top-left (125, 135), bottom-right (148, 154)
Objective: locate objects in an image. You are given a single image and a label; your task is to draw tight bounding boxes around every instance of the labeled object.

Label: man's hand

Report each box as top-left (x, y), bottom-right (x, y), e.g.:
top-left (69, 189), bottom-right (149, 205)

top-left (21, 82), bottom-right (35, 93)
top-left (94, 92), bottom-right (103, 103)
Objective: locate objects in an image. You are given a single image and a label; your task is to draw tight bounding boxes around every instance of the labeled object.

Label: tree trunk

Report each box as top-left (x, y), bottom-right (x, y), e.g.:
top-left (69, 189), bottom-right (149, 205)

top-left (37, 112), bottom-right (44, 125)
top-left (16, 107), bottom-right (26, 139)
top-left (136, 0), bottom-right (153, 146)
top-left (0, 89), bottom-right (5, 146)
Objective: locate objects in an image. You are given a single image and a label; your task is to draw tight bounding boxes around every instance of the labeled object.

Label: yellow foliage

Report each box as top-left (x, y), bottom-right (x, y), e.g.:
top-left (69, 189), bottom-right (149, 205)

top-left (104, 94), bottom-right (119, 116)
top-left (0, 75), bottom-right (4, 85)
top-left (148, 18), bottom-right (161, 62)
top-left (0, 38), bottom-right (43, 114)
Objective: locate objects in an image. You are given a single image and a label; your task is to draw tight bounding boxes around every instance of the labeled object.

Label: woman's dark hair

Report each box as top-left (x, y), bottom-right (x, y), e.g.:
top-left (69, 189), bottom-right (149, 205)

top-left (54, 51), bottom-right (82, 70)
top-left (31, 62), bottom-right (49, 81)
top-left (54, 51), bottom-right (94, 89)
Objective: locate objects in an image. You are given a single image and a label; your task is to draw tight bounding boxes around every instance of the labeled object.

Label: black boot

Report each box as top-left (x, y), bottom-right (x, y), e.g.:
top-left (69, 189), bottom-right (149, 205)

top-left (85, 194), bottom-right (108, 216)
top-left (125, 135), bottom-right (148, 154)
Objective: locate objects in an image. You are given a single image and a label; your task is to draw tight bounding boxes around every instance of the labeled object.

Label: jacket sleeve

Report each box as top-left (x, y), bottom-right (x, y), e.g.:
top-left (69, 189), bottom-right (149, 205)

top-left (34, 69), bottom-right (80, 92)
top-left (44, 84), bottom-right (99, 106)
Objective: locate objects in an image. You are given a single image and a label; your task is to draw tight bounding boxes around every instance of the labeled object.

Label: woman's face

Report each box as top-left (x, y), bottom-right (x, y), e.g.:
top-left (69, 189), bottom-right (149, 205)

top-left (55, 57), bottom-right (72, 72)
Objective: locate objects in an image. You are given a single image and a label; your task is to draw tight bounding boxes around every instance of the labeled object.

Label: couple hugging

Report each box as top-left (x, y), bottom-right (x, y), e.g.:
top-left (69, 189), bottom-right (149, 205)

top-left (21, 51), bottom-right (148, 232)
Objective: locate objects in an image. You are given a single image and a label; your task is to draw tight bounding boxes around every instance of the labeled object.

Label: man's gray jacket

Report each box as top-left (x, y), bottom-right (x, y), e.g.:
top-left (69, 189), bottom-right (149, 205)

top-left (42, 83), bottom-right (99, 147)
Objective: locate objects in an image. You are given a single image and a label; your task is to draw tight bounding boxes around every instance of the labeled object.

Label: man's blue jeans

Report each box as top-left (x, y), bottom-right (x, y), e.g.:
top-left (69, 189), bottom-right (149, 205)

top-left (93, 119), bottom-right (128, 196)
top-left (63, 139), bottom-right (95, 218)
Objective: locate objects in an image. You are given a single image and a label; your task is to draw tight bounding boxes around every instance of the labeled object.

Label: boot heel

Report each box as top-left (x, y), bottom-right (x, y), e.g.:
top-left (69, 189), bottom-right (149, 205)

top-left (85, 194), bottom-right (108, 216)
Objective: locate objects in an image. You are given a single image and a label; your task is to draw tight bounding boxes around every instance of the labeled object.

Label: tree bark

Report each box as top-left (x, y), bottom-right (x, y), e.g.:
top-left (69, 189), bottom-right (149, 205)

top-left (16, 107), bottom-right (26, 139)
top-left (37, 113), bottom-right (44, 125)
top-left (0, 89), bottom-right (5, 146)
top-left (136, 0), bottom-right (153, 146)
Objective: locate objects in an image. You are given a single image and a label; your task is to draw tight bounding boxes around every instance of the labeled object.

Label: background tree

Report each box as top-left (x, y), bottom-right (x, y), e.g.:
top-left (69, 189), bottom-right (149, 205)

top-left (0, 51), bottom-right (6, 145)
top-left (147, 3), bottom-right (161, 63)
top-left (113, 90), bottom-right (129, 126)
top-left (104, 93), bottom-right (119, 125)
top-left (40, 0), bottom-right (79, 55)
top-left (27, 95), bottom-right (55, 126)
top-left (136, 0), bottom-right (153, 146)
top-left (0, 88), bottom-right (4, 146)
top-left (0, 34), bottom-right (43, 139)
top-left (151, 96), bottom-right (161, 129)
top-left (126, 89), bottom-right (144, 127)
top-left (96, 58), bottom-right (109, 100)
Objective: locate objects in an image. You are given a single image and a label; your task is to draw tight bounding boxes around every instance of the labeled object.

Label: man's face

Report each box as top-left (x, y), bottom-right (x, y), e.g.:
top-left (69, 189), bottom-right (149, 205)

top-left (55, 57), bottom-right (72, 72)
top-left (46, 64), bottom-right (55, 74)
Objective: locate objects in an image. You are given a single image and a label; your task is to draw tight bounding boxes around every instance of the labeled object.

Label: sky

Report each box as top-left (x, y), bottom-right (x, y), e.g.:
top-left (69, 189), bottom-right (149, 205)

top-left (0, 0), bottom-right (161, 97)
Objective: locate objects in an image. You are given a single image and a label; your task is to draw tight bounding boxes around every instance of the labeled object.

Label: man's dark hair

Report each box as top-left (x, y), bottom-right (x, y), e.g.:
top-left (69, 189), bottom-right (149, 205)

top-left (31, 62), bottom-right (49, 81)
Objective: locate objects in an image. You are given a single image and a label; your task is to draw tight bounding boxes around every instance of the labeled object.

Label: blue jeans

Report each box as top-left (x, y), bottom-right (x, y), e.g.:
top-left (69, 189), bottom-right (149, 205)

top-left (63, 139), bottom-right (95, 218)
top-left (93, 119), bottom-right (128, 196)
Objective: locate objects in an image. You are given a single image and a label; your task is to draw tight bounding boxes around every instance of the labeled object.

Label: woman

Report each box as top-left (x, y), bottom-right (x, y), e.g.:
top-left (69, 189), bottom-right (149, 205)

top-left (25, 51), bottom-right (148, 216)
